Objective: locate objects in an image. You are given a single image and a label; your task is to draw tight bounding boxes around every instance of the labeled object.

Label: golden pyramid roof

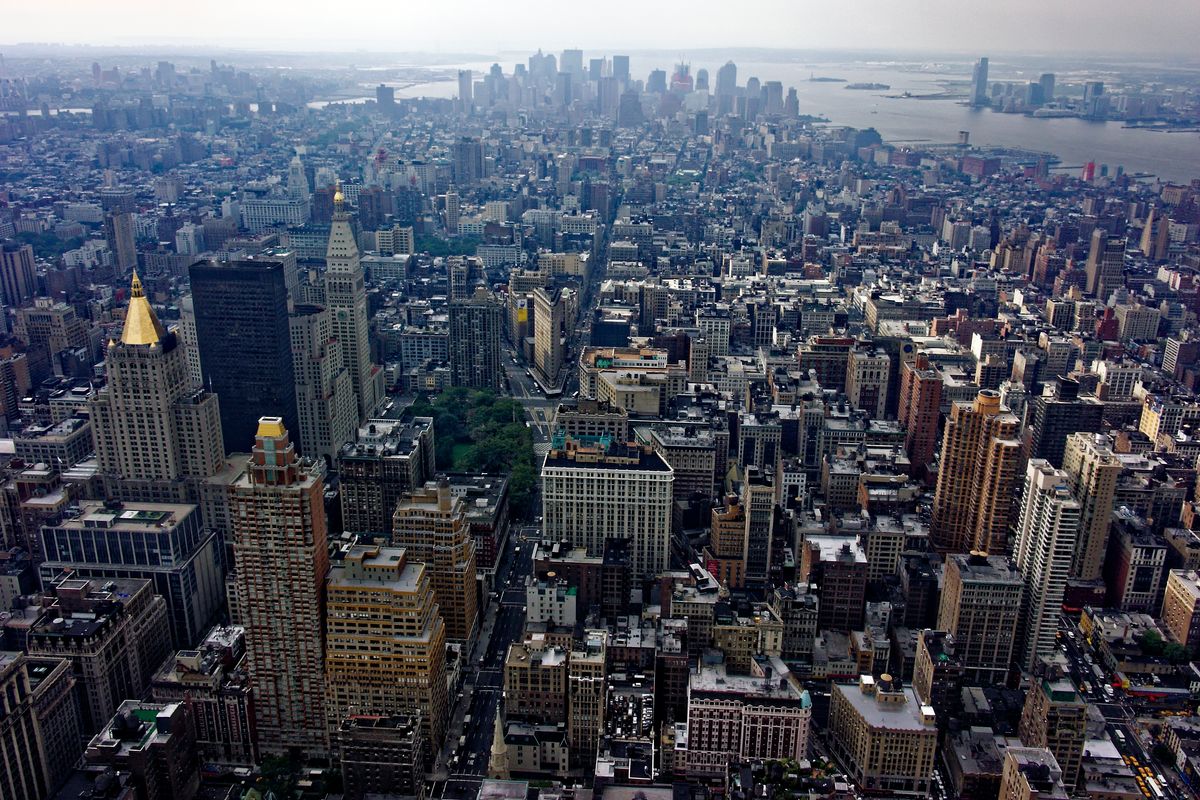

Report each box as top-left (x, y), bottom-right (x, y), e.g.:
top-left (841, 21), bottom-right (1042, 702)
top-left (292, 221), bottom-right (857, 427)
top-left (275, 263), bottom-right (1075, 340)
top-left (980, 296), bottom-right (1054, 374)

top-left (119, 271), bottom-right (167, 346)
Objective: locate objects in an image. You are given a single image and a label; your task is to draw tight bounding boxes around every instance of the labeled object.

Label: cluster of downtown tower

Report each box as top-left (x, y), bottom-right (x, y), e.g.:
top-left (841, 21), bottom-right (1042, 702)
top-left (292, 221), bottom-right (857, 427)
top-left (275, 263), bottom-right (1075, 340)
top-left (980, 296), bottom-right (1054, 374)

top-left (0, 42), bottom-right (1200, 800)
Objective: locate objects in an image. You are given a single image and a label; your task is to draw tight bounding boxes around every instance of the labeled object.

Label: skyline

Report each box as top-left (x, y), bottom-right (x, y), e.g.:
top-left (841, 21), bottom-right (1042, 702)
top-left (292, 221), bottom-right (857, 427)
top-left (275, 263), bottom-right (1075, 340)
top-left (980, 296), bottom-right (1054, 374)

top-left (5, 0), bottom-right (1200, 57)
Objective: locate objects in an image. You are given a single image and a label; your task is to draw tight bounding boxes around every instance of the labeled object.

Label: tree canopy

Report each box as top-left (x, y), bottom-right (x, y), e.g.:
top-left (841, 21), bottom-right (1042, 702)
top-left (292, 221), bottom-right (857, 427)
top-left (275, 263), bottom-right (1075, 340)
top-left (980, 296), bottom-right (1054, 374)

top-left (408, 388), bottom-right (537, 516)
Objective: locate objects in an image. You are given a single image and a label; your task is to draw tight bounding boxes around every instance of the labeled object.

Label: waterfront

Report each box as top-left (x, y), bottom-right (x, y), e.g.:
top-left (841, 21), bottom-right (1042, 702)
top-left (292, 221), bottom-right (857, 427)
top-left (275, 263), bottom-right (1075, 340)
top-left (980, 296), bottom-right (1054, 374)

top-left (324, 53), bottom-right (1200, 183)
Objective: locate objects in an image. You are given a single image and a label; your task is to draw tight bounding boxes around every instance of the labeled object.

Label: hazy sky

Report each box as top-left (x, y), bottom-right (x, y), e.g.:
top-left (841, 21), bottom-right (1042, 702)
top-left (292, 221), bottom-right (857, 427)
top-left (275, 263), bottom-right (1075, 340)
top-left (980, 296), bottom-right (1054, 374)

top-left (6, 0), bottom-right (1200, 57)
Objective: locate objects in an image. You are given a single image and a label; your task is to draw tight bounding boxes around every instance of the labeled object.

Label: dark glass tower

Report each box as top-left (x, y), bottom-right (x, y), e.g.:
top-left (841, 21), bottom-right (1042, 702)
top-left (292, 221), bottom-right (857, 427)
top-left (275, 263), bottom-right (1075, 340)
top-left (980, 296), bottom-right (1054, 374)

top-left (189, 257), bottom-right (299, 453)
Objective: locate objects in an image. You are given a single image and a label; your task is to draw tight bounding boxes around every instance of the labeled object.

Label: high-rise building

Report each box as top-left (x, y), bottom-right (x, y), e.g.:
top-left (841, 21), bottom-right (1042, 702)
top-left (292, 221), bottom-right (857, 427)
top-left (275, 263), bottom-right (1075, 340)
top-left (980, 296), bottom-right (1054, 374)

top-left (338, 417), bottom-right (435, 537)
top-left (27, 576), bottom-right (171, 735)
top-left (290, 303), bottom-right (358, 464)
top-left (567, 630), bottom-right (606, 769)
top-left (103, 211), bottom-right (138, 271)
top-left (38, 500), bottom-right (223, 649)
top-left (189, 257), bottom-right (298, 455)
top-left (150, 625), bottom-right (257, 764)
top-left (938, 552), bottom-right (1024, 684)
top-left (452, 138), bottom-right (484, 186)
top-left (845, 348), bottom-right (891, 419)
top-left (743, 467), bottom-right (775, 586)
top-left (1084, 228), bottom-right (1126, 301)
top-left (1038, 73), bottom-right (1056, 103)
top-left (340, 714), bottom-right (427, 800)
top-left (704, 495), bottom-right (746, 589)
top-left (898, 354), bottom-right (942, 472)
top-left (560, 49), bottom-right (584, 76)
top-left (542, 436), bottom-right (673, 579)
top-left (1161, 569), bottom-right (1200, 651)
top-left (0, 652), bottom-right (82, 800)
top-left (1025, 378), bottom-right (1104, 468)
top-left (1061, 433), bottom-right (1121, 581)
top-left (912, 630), bottom-right (963, 727)
top-left (230, 417), bottom-right (329, 756)
top-left (999, 748), bottom-right (1070, 800)
top-left (828, 674), bottom-right (937, 798)
top-left (325, 545), bottom-right (448, 751)
top-left (90, 273), bottom-right (225, 493)
top-left (611, 55), bottom-right (630, 84)
top-left (930, 390), bottom-right (1022, 554)
top-left (0, 241), bottom-right (37, 306)
top-left (448, 289), bottom-right (503, 390)
top-left (970, 57), bottom-right (990, 106)
top-left (1018, 678), bottom-right (1086, 791)
top-left (457, 70), bottom-right (473, 113)
top-left (375, 84), bottom-right (395, 116)
top-left (392, 480), bottom-right (479, 643)
top-left (326, 187), bottom-right (383, 422)
top-left (83, 701), bottom-right (200, 800)
top-left (1013, 460), bottom-right (1081, 672)
top-left (533, 286), bottom-right (573, 385)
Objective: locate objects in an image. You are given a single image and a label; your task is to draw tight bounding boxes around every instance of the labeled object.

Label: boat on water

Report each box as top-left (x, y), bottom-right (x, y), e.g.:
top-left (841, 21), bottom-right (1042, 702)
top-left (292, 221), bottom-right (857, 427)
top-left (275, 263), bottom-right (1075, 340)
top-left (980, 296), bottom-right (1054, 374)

top-left (845, 83), bottom-right (890, 90)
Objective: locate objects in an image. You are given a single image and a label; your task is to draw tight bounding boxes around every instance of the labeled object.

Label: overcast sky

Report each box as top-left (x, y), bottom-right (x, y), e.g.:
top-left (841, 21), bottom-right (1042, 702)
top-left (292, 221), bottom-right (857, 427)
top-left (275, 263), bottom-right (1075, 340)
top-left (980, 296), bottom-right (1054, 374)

top-left (6, 0), bottom-right (1200, 57)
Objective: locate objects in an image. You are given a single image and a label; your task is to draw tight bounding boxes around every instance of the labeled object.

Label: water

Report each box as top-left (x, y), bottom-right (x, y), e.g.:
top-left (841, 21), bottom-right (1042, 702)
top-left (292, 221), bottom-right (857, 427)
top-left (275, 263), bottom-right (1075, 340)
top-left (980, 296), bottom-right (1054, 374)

top-left (319, 53), bottom-right (1200, 183)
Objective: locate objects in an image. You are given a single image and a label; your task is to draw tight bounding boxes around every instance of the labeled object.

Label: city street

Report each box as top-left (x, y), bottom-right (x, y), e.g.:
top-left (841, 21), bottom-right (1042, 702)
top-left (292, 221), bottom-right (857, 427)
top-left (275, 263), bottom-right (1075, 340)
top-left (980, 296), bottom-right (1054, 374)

top-left (430, 523), bottom-right (537, 800)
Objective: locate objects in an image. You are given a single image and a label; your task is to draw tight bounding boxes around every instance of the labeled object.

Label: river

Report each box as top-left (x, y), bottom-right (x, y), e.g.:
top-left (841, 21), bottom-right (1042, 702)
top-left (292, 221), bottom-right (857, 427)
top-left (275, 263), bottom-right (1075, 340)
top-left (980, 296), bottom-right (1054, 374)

top-left (317, 53), bottom-right (1200, 183)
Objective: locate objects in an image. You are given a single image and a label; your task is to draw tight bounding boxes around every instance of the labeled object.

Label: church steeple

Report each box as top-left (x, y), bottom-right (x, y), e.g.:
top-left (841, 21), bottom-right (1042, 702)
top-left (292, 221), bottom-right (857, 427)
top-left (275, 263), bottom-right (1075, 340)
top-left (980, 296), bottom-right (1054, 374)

top-left (120, 270), bottom-right (167, 346)
top-left (488, 704), bottom-right (509, 780)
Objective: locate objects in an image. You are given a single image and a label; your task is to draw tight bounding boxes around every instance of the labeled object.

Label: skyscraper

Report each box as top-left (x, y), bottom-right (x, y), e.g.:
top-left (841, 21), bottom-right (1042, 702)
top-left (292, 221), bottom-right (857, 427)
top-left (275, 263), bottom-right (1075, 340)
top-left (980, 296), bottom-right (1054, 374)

top-left (898, 354), bottom-right (943, 472)
top-left (325, 544), bottom-right (448, 751)
top-left (103, 211), bottom-right (138, 271)
top-left (190, 257), bottom-right (299, 455)
top-left (0, 241), bottom-right (37, 306)
top-left (611, 54), bottom-right (630, 84)
top-left (1025, 378), bottom-right (1104, 468)
top-left (1084, 228), bottom-right (1126, 302)
top-left (930, 390), bottom-right (1022, 554)
top-left (970, 57), bottom-right (989, 106)
top-left (375, 84), bottom-right (395, 117)
top-left (448, 289), bottom-right (503, 390)
top-left (230, 417), bottom-right (329, 755)
top-left (1013, 460), bottom-right (1081, 672)
top-left (452, 138), bottom-right (484, 186)
top-left (1061, 432), bottom-right (1121, 581)
top-left (326, 187), bottom-right (383, 421)
top-left (90, 273), bottom-right (225, 494)
top-left (533, 286), bottom-right (572, 386)
top-left (392, 479), bottom-right (479, 643)
top-left (290, 303), bottom-right (358, 464)
top-left (457, 70), bottom-right (473, 113)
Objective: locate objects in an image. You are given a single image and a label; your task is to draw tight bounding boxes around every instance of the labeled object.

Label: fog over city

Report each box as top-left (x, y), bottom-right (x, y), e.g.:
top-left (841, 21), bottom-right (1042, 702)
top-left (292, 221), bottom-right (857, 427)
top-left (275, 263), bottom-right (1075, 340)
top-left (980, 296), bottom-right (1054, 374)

top-left (6, 0), bottom-right (1200, 56)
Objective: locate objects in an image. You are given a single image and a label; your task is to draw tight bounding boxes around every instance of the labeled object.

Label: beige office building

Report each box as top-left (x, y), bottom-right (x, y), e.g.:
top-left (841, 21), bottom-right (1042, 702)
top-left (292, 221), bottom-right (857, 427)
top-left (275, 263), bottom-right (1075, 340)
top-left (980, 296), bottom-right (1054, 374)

top-left (828, 674), bottom-right (937, 797)
top-left (392, 480), bottom-right (479, 643)
top-left (325, 545), bottom-right (448, 750)
top-left (1161, 569), bottom-right (1200, 650)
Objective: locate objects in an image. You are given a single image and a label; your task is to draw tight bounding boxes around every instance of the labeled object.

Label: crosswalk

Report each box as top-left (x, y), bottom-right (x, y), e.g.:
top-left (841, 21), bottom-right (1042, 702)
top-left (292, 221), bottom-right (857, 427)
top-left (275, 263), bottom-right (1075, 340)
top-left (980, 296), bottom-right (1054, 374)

top-left (533, 442), bottom-right (551, 459)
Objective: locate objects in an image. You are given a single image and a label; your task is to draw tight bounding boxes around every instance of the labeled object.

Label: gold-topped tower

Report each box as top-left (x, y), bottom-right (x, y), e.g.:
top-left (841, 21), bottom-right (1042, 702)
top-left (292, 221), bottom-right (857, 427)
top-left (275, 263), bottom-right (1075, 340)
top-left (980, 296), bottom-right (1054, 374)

top-left (120, 271), bottom-right (167, 346)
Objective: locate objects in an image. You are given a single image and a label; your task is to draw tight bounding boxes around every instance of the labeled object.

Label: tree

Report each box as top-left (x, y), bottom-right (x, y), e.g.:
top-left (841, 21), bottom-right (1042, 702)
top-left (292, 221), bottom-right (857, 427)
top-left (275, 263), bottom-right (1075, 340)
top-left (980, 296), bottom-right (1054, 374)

top-left (1153, 743), bottom-right (1177, 767)
top-left (1164, 642), bottom-right (1192, 664)
top-left (1139, 629), bottom-right (1166, 657)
